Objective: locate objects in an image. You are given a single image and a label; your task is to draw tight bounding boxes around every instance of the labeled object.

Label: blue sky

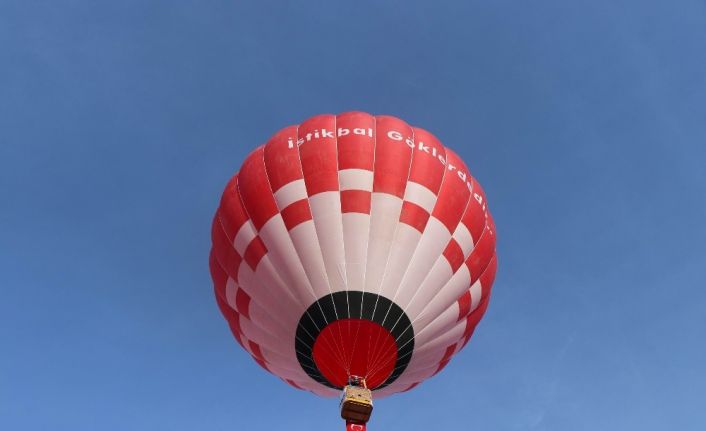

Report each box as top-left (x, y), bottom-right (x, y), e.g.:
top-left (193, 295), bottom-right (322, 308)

top-left (1, 1), bottom-right (705, 430)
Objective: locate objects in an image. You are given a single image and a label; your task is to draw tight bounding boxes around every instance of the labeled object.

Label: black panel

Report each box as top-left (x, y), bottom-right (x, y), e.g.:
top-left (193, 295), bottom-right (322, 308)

top-left (295, 291), bottom-right (415, 390)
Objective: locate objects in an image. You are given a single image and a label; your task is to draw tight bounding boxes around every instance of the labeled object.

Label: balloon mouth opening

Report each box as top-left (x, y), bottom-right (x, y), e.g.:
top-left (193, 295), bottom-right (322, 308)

top-left (312, 318), bottom-right (398, 389)
top-left (295, 291), bottom-right (415, 390)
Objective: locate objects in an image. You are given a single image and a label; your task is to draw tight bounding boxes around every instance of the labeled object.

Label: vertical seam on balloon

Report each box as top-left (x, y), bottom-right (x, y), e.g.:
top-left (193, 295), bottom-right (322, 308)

top-left (367, 126), bottom-right (435, 379)
top-left (294, 120), bottom-right (350, 371)
top-left (294, 124), bottom-right (350, 373)
top-left (216, 194), bottom-right (292, 340)
top-left (212, 239), bottom-right (312, 363)
top-left (240, 138), bottom-right (343, 375)
top-left (405, 217), bottom-right (495, 341)
top-left (367, 136), bottom-right (456, 381)
top-left (259, 132), bottom-right (324, 315)
top-left (385, 299), bottom-right (482, 375)
top-left (331, 113), bottom-right (354, 375)
top-left (364, 119), bottom-right (417, 381)
top-left (369, 161), bottom-right (477, 376)
top-left (367, 240), bottom-right (497, 379)
top-left (347, 113), bottom-right (376, 377)
top-left (216, 179), bottom-right (346, 384)
top-left (259, 163), bottom-right (321, 311)
top-left (365, 119), bottom-right (416, 380)
top-left (234, 153), bottom-right (309, 310)
top-left (361, 115), bottom-right (380, 375)
top-left (257, 133), bottom-right (351, 378)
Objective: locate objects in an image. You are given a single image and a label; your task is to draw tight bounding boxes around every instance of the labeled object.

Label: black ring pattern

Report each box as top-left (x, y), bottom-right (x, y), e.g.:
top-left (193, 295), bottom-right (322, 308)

top-left (295, 291), bottom-right (414, 390)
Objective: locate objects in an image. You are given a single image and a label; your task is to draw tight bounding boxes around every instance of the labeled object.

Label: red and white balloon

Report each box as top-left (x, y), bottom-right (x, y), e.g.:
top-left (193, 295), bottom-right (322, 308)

top-left (210, 112), bottom-right (497, 397)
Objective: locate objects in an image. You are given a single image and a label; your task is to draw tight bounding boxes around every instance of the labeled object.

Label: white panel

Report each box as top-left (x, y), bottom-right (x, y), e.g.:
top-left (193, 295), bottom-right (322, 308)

top-left (339, 168), bottom-right (374, 191)
top-left (289, 221), bottom-right (334, 301)
top-left (410, 265), bottom-right (470, 333)
top-left (281, 378), bottom-right (325, 395)
top-left (273, 179), bottom-right (307, 209)
top-left (258, 215), bottom-right (318, 308)
top-left (236, 333), bottom-right (253, 356)
top-left (234, 259), bottom-right (299, 333)
top-left (254, 258), bottom-right (302, 323)
top-left (378, 224), bottom-right (422, 300)
top-left (414, 318), bottom-right (465, 358)
top-left (402, 259), bottom-right (453, 320)
top-left (233, 221), bottom-right (257, 255)
top-left (236, 261), bottom-right (255, 293)
top-left (402, 181), bottom-right (437, 212)
top-left (239, 316), bottom-right (291, 356)
top-left (391, 218), bottom-right (451, 308)
top-left (308, 192), bottom-right (347, 292)
top-left (365, 193), bottom-right (404, 294)
top-left (385, 319), bottom-right (467, 388)
top-left (373, 383), bottom-right (413, 398)
top-left (341, 212), bottom-right (370, 292)
top-left (393, 364), bottom-right (436, 384)
top-left (412, 304), bottom-right (460, 348)
top-left (257, 357), bottom-right (307, 380)
top-left (305, 384), bottom-right (339, 398)
top-left (248, 298), bottom-right (296, 347)
top-left (404, 350), bottom-right (447, 376)
top-left (452, 222), bottom-right (475, 257)
top-left (225, 278), bottom-right (238, 309)
top-left (470, 279), bottom-right (483, 310)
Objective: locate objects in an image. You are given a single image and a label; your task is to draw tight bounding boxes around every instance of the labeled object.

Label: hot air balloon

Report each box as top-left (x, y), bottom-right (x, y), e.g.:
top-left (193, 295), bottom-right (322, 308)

top-left (209, 112), bottom-right (497, 430)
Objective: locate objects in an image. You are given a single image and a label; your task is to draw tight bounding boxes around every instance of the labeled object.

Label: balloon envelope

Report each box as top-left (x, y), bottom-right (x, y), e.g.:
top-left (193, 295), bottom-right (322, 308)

top-left (210, 112), bottom-right (497, 397)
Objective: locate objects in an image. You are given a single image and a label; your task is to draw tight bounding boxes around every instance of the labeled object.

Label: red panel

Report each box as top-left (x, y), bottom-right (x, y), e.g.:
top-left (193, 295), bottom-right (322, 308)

top-left (280, 199), bottom-right (313, 230)
top-left (210, 214), bottom-right (243, 281)
top-left (433, 344), bottom-right (457, 375)
top-left (285, 379), bottom-right (303, 390)
top-left (457, 290), bottom-right (471, 321)
top-left (372, 116), bottom-right (414, 197)
top-left (217, 174), bottom-right (249, 240)
top-left (228, 320), bottom-right (245, 349)
top-left (408, 127), bottom-right (445, 195)
top-left (442, 239), bottom-right (465, 273)
top-left (461, 295), bottom-right (491, 348)
top-left (431, 149), bottom-right (472, 233)
top-left (219, 297), bottom-right (238, 329)
top-left (479, 254), bottom-right (498, 300)
top-left (299, 114), bottom-right (339, 196)
top-left (341, 190), bottom-right (372, 214)
top-left (458, 256), bottom-right (497, 324)
top-left (434, 359), bottom-right (451, 376)
top-left (210, 253), bottom-right (231, 308)
top-left (209, 252), bottom-right (227, 294)
top-left (467, 215), bottom-right (496, 283)
top-left (215, 295), bottom-right (245, 349)
top-left (312, 319), bottom-right (397, 389)
top-left (253, 356), bottom-right (270, 372)
top-left (399, 201), bottom-right (430, 233)
top-left (440, 344), bottom-right (456, 363)
top-left (466, 180), bottom-right (489, 243)
top-left (337, 111), bottom-right (375, 171)
top-left (249, 341), bottom-right (265, 362)
top-left (243, 237), bottom-right (267, 270)
top-left (263, 125), bottom-right (302, 193)
top-left (237, 147), bottom-right (279, 230)
top-left (403, 382), bottom-right (419, 392)
top-left (235, 288), bottom-right (251, 319)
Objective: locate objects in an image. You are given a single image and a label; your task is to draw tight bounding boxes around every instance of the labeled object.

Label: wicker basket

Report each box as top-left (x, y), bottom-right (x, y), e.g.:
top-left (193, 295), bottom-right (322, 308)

top-left (340, 385), bottom-right (373, 423)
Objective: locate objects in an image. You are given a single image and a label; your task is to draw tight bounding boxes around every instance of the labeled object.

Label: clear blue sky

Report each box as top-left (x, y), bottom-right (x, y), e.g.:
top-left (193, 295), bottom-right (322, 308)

top-left (1, 1), bottom-right (705, 430)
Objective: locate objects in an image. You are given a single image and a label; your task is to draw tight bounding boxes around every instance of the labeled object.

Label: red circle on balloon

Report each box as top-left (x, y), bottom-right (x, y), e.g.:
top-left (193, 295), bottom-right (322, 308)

top-left (312, 318), bottom-right (398, 389)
